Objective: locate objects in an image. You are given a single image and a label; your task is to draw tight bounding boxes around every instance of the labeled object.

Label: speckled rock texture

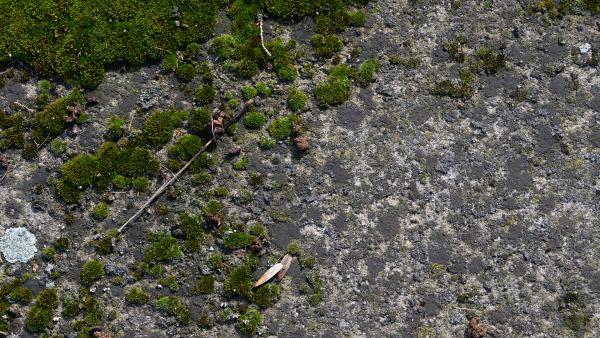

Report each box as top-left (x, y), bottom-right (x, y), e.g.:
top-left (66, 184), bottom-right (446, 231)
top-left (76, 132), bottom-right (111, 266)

top-left (0, 1), bottom-right (599, 337)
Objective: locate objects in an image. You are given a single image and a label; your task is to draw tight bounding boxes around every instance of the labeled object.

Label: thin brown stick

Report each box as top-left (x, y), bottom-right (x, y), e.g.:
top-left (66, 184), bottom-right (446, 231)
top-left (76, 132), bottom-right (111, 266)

top-left (118, 99), bottom-right (253, 233)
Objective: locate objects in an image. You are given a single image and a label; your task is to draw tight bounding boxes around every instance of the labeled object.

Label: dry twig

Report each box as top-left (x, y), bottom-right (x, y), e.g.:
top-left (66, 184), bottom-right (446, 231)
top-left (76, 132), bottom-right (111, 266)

top-left (118, 99), bottom-right (254, 233)
top-left (258, 13), bottom-right (272, 57)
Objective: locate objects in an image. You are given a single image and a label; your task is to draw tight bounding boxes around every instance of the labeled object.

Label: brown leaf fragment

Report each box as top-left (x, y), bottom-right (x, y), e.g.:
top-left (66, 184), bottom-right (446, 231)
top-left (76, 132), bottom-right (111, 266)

top-left (466, 317), bottom-right (487, 338)
top-left (277, 254), bottom-right (293, 281)
top-left (254, 263), bottom-right (283, 288)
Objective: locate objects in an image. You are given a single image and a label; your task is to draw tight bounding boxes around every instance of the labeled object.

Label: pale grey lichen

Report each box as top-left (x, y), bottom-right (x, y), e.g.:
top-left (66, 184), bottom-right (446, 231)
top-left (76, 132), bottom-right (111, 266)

top-left (0, 227), bottom-right (37, 263)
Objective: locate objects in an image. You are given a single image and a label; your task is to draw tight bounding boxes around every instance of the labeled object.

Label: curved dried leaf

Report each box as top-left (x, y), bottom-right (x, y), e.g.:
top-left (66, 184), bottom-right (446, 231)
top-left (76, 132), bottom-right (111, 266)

top-left (254, 263), bottom-right (283, 287)
top-left (277, 254), bottom-right (293, 281)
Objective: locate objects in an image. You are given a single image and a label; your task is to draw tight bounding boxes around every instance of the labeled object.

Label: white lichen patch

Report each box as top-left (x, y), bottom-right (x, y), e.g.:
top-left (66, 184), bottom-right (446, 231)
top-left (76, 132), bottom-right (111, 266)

top-left (0, 227), bottom-right (37, 263)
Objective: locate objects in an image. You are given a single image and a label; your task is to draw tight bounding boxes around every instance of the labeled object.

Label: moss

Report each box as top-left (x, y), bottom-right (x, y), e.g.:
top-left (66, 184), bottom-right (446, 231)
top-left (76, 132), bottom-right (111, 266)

top-left (314, 64), bottom-right (353, 106)
top-left (53, 237), bottom-right (70, 252)
top-left (31, 90), bottom-right (85, 143)
top-left (195, 84), bottom-right (216, 105)
top-left (233, 157), bottom-right (250, 171)
top-left (155, 296), bottom-right (191, 325)
top-left (94, 229), bottom-right (119, 255)
top-left (178, 213), bottom-right (205, 252)
top-left (237, 308), bottom-right (261, 335)
top-left (286, 240), bottom-right (301, 256)
top-left (306, 274), bottom-right (325, 306)
top-left (560, 292), bottom-right (590, 331)
top-left (62, 293), bottom-right (80, 318)
top-left (203, 199), bottom-right (222, 217)
top-left (26, 288), bottom-right (59, 333)
top-left (287, 87), bottom-right (308, 112)
top-left (241, 85), bottom-right (258, 100)
top-left (126, 287), bottom-right (149, 305)
top-left (0, 112), bottom-right (25, 151)
top-left (310, 34), bottom-right (343, 59)
top-left (175, 63), bottom-right (197, 83)
top-left (444, 38), bottom-right (466, 63)
top-left (192, 172), bottom-right (213, 185)
top-left (390, 55), bottom-right (421, 68)
top-left (432, 67), bottom-right (475, 98)
top-left (214, 186), bottom-right (229, 197)
top-left (112, 174), bottom-right (130, 189)
top-left (159, 276), bottom-right (179, 292)
top-left (60, 154), bottom-right (99, 191)
top-left (256, 82), bottom-right (273, 96)
top-left (224, 232), bottom-right (256, 250)
top-left (268, 116), bottom-right (296, 141)
top-left (356, 59), bottom-right (381, 86)
top-left (251, 283), bottom-right (280, 308)
top-left (49, 138), bottom-right (67, 156)
top-left (92, 202), bottom-right (109, 221)
top-left (243, 111), bottom-right (266, 129)
top-left (132, 176), bottom-right (150, 192)
top-left (249, 224), bottom-right (267, 238)
top-left (267, 38), bottom-right (297, 81)
top-left (160, 54), bottom-right (178, 73)
top-left (38, 80), bottom-right (51, 95)
top-left (81, 296), bottom-right (103, 326)
top-left (210, 34), bottom-right (237, 60)
top-left (42, 247), bottom-right (56, 261)
top-left (193, 275), bottom-right (216, 295)
top-left (26, 306), bottom-right (53, 333)
top-left (209, 254), bottom-right (223, 270)
top-left (237, 58), bottom-right (259, 79)
top-left (473, 47), bottom-right (505, 74)
top-left (143, 110), bottom-right (185, 146)
top-left (169, 134), bottom-right (203, 161)
top-left (81, 259), bottom-right (105, 286)
top-left (348, 10), bottom-right (367, 26)
top-left (188, 108), bottom-right (212, 134)
top-left (224, 264), bottom-right (253, 297)
top-left (104, 115), bottom-right (125, 141)
top-left (9, 286), bottom-right (33, 304)
top-left (298, 255), bottom-right (316, 269)
top-left (259, 136), bottom-right (276, 150)
top-left (144, 232), bottom-right (183, 263)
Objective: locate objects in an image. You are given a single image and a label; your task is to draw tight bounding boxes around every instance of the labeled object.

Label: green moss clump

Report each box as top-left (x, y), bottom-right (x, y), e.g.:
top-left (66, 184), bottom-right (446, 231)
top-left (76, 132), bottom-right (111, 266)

top-left (357, 59), bottom-right (381, 86)
top-left (195, 84), bottom-right (216, 105)
top-left (192, 172), bottom-right (213, 185)
top-left (133, 177), bottom-right (150, 192)
top-left (112, 174), bottom-right (130, 190)
top-left (60, 154), bottom-right (99, 189)
top-left (31, 90), bottom-right (85, 143)
top-left (256, 82), bottom-right (272, 96)
top-left (169, 134), bottom-right (203, 161)
top-left (473, 47), bottom-right (505, 74)
top-left (242, 85), bottom-right (258, 100)
top-left (144, 232), bottom-right (183, 263)
top-left (9, 286), bottom-right (33, 304)
top-left (314, 64), bottom-right (353, 106)
top-left (209, 254), bottom-right (223, 270)
top-left (306, 274), bottom-right (325, 306)
top-left (159, 276), bottom-right (179, 292)
top-left (224, 232), bottom-right (256, 250)
top-left (560, 292), bottom-right (590, 331)
top-left (105, 116), bottom-right (125, 141)
top-left (237, 58), bottom-right (259, 79)
top-left (288, 87), bottom-right (308, 112)
top-left (193, 275), bottom-right (216, 295)
top-left (178, 213), bottom-right (205, 252)
top-left (431, 68), bottom-right (475, 98)
top-left (249, 224), bottom-right (267, 238)
top-left (268, 116), bottom-right (296, 141)
top-left (92, 202), bottom-right (109, 221)
top-left (299, 255), bottom-right (316, 269)
top-left (155, 296), bottom-right (191, 325)
top-left (237, 308), bottom-right (261, 335)
top-left (267, 38), bottom-right (297, 81)
top-left (310, 34), bottom-right (343, 59)
top-left (62, 293), bottom-right (80, 318)
top-left (42, 247), bottom-right (56, 261)
top-left (49, 138), bottom-right (67, 156)
top-left (224, 264), bottom-right (253, 297)
top-left (259, 136), bottom-right (276, 150)
top-left (251, 284), bottom-right (280, 308)
top-left (26, 288), bottom-right (59, 333)
top-left (233, 157), bottom-right (250, 171)
top-left (286, 240), bottom-right (301, 256)
top-left (189, 108), bottom-right (212, 134)
top-left (214, 186), bottom-right (229, 197)
top-left (243, 111), bottom-right (266, 129)
top-left (203, 199), bottom-right (222, 217)
top-left (0, 112), bottom-right (25, 151)
top-left (210, 34), bottom-right (237, 60)
top-left (94, 229), bottom-right (120, 255)
top-left (160, 54), bottom-right (179, 73)
top-left (143, 110), bottom-right (185, 147)
top-left (81, 259), bottom-right (105, 286)
top-left (126, 287), bottom-right (149, 305)
top-left (348, 10), bottom-right (367, 26)
top-left (53, 237), bottom-right (70, 252)
top-left (176, 63), bottom-right (197, 83)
